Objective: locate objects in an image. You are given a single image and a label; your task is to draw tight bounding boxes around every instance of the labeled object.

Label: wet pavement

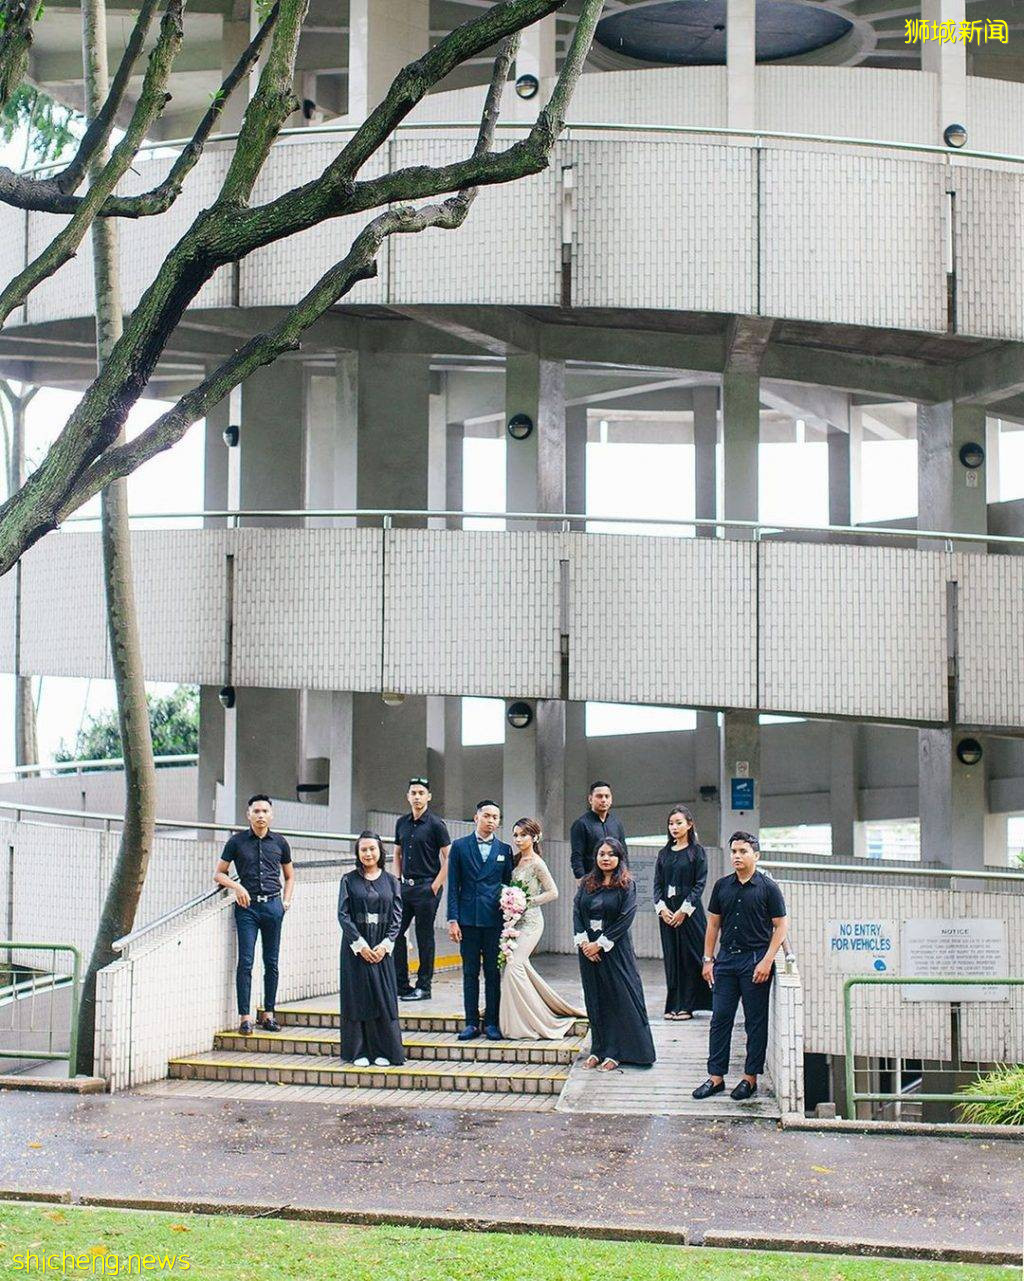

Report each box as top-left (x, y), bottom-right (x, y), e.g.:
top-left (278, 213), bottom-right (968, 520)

top-left (0, 1090), bottom-right (1018, 1254)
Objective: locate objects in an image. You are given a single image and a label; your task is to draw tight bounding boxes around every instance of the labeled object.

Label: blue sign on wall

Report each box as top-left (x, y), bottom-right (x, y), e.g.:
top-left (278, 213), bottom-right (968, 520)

top-left (731, 777), bottom-right (755, 811)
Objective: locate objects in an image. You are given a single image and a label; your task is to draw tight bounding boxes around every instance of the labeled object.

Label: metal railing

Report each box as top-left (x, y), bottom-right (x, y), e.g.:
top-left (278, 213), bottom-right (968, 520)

top-left (58, 507), bottom-right (1024, 551)
top-left (0, 754), bottom-right (197, 781)
top-left (0, 942), bottom-right (82, 1078)
top-left (842, 975), bottom-right (1024, 1120)
top-left (21, 117), bottom-right (1024, 181)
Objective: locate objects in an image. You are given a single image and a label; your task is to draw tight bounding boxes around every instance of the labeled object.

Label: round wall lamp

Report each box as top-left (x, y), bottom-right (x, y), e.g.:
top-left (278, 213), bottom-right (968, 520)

top-left (507, 413), bottom-right (534, 441)
top-left (381, 690), bottom-right (406, 708)
top-left (506, 701), bottom-right (534, 729)
top-left (218, 685), bottom-right (236, 709)
top-left (515, 73), bottom-right (539, 99)
top-left (222, 423), bottom-right (240, 447)
top-left (943, 122), bottom-right (968, 149)
top-left (955, 737), bottom-right (983, 766)
top-left (958, 441), bottom-right (985, 469)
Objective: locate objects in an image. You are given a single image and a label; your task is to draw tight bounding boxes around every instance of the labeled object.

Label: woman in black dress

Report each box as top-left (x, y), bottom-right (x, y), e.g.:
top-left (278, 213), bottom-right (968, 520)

top-left (654, 804), bottom-right (712, 1021)
top-left (573, 838), bottom-right (656, 1071)
top-left (337, 831), bottom-right (405, 1067)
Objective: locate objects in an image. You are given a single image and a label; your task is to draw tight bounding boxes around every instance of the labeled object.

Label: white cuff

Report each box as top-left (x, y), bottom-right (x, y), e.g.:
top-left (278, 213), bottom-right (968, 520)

top-left (655, 900), bottom-right (668, 915)
top-left (379, 938), bottom-right (395, 955)
top-left (596, 934), bottom-right (615, 952)
top-left (350, 936), bottom-right (369, 954)
top-left (573, 931), bottom-right (588, 946)
top-left (681, 901), bottom-right (695, 917)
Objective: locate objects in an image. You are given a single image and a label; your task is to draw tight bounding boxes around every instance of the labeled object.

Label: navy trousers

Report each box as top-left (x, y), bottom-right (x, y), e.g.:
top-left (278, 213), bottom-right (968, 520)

top-left (459, 924), bottom-right (501, 1027)
top-left (395, 881), bottom-right (442, 994)
top-left (234, 898), bottom-right (284, 1015)
top-left (707, 949), bottom-right (773, 1077)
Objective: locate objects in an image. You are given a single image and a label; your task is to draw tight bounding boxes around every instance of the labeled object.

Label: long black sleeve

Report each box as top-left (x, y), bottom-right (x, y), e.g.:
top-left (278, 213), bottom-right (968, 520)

top-left (569, 817), bottom-right (587, 879)
top-left (337, 875), bottom-right (360, 947)
top-left (604, 881), bottom-right (638, 944)
top-left (652, 847), bottom-right (668, 905)
top-left (687, 845), bottom-right (708, 908)
top-left (386, 875), bottom-right (404, 943)
top-left (572, 884), bottom-right (587, 935)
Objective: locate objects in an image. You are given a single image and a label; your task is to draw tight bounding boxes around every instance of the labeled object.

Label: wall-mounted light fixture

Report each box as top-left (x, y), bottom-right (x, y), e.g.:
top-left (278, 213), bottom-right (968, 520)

top-left (943, 122), bottom-right (967, 149)
top-left (222, 423), bottom-right (240, 447)
top-left (958, 441), bottom-right (985, 469)
top-left (515, 74), bottom-right (539, 100)
top-left (506, 701), bottom-right (534, 729)
top-left (955, 737), bottom-right (983, 766)
top-left (218, 685), bottom-right (236, 709)
top-left (381, 691), bottom-right (406, 708)
top-left (507, 413), bottom-right (534, 441)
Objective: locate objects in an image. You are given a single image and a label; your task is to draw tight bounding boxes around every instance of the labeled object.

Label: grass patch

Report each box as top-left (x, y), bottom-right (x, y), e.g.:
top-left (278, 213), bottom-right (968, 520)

top-left (0, 1204), bottom-right (1010, 1281)
top-left (957, 1065), bottom-right (1024, 1126)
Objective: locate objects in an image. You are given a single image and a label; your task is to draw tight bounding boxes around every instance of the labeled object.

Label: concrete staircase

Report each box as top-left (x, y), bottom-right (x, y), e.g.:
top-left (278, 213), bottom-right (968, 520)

top-left (166, 1002), bottom-right (589, 1102)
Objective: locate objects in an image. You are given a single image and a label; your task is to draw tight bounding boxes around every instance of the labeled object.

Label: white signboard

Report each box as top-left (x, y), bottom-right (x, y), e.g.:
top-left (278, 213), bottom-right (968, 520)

top-left (826, 919), bottom-right (898, 974)
top-left (901, 919), bottom-right (1008, 1001)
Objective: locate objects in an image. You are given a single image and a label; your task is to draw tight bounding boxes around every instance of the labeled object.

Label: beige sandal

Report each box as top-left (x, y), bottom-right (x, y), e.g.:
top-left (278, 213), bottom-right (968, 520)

top-left (582, 1054), bottom-right (600, 1068)
top-left (598, 1058), bottom-right (619, 1071)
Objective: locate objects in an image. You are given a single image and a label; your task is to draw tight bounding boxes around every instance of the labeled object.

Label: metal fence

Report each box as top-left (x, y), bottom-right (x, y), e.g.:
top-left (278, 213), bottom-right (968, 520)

top-left (0, 942), bottom-right (82, 1079)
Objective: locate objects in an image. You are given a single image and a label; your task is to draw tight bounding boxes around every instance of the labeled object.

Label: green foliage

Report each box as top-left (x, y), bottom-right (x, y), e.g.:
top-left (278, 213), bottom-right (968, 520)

top-left (55, 685), bottom-right (199, 765)
top-left (0, 83), bottom-right (78, 165)
top-left (957, 1064), bottom-right (1024, 1126)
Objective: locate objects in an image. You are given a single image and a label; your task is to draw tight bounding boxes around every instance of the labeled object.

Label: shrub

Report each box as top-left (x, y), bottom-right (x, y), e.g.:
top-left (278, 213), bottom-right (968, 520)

top-left (956, 1064), bottom-right (1024, 1126)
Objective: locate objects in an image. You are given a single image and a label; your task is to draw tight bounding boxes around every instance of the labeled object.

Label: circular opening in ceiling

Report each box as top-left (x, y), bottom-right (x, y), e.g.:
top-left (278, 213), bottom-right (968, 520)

top-left (596, 0), bottom-right (854, 65)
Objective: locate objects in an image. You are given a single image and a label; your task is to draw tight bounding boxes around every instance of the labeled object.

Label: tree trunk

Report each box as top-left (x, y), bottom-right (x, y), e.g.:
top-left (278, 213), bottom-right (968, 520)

top-left (1, 380), bottom-right (40, 766)
top-left (75, 0), bottom-right (157, 1077)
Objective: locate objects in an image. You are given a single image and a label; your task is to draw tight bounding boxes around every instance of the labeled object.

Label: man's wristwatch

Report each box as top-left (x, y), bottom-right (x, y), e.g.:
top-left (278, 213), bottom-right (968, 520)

top-left (702, 955), bottom-right (713, 965)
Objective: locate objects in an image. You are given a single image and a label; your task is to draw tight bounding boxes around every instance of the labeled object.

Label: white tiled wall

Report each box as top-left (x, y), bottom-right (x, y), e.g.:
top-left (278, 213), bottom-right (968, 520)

top-left (956, 551), bottom-right (1024, 726)
top-left (954, 163), bottom-right (1024, 341)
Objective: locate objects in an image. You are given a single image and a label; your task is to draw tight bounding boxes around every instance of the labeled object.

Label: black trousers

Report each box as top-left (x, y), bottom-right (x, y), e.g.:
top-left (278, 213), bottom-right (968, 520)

top-left (394, 880), bottom-right (442, 993)
top-left (707, 949), bottom-right (773, 1077)
top-left (459, 924), bottom-right (501, 1027)
top-left (233, 898), bottom-right (284, 1015)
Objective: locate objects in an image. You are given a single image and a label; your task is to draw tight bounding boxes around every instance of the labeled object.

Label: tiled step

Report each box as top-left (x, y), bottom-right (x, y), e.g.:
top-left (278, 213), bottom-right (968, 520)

top-left (261, 1005), bottom-right (589, 1038)
top-left (168, 1049), bottom-right (569, 1095)
top-left (215, 1027), bottom-right (585, 1066)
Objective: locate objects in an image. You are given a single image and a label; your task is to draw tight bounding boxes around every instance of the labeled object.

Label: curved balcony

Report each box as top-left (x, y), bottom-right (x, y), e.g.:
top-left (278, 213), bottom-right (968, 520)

top-left (3, 67), bottom-right (1024, 349)
top-left (2, 511), bottom-right (1021, 731)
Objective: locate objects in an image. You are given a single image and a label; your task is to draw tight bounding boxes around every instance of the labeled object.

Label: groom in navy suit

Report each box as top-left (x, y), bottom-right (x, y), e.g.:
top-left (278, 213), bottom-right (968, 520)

top-left (447, 799), bottom-right (513, 1041)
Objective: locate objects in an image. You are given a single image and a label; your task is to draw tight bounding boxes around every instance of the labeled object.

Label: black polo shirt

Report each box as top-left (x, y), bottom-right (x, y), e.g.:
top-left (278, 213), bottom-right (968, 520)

top-left (708, 870), bottom-right (786, 954)
top-left (569, 809), bottom-right (628, 878)
top-left (221, 828), bottom-right (292, 897)
top-left (394, 809), bottom-right (451, 880)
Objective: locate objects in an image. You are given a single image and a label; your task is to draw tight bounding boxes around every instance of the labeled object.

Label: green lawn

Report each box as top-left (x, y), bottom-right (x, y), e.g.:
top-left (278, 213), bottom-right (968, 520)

top-left (0, 1204), bottom-right (1011, 1281)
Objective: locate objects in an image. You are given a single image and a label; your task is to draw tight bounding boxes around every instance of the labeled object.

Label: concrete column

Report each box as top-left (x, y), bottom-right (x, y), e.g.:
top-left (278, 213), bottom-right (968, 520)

top-left (305, 368), bottom-right (337, 525)
top-left (517, 12), bottom-right (556, 82)
top-left (565, 403), bottom-right (587, 530)
top-left (721, 372), bottom-right (759, 529)
top-left (503, 700), bottom-right (538, 829)
top-left (346, 349), bottom-right (432, 514)
top-left (830, 722), bottom-right (861, 859)
top-left (220, 5), bottom-right (261, 133)
top-left (239, 361), bottom-right (306, 523)
top-left (919, 729), bottom-right (987, 869)
top-left (505, 352), bottom-right (565, 517)
top-left (693, 711), bottom-right (722, 847)
top-left (501, 698), bottom-right (577, 839)
top-left (827, 398), bottom-right (859, 529)
top-left (727, 0), bottom-right (757, 131)
top-left (233, 687), bottom-right (301, 823)
top-left (197, 685), bottom-right (225, 824)
top-left (720, 711), bottom-right (760, 838)
top-left (446, 419), bottom-right (464, 530)
top-left (693, 384), bottom-right (718, 536)
top-left (985, 416), bottom-right (1001, 504)
top-left (917, 400), bottom-right (988, 538)
top-left (204, 397), bottom-right (230, 516)
top-left (427, 373), bottom-right (447, 527)
top-left (917, 399), bottom-right (989, 868)
top-left (922, 0), bottom-right (967, 141)
top-left (347, 0), bottom-right (429, 120)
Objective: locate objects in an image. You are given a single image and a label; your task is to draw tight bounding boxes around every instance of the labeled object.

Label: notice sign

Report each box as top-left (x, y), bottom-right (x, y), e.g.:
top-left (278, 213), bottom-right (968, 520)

top-left (731, 778), bottom-right (755, 811)
top-left (826, 919), bottom-right (897, 974)
top-left (901, 919), bottom-right (1008, 1002)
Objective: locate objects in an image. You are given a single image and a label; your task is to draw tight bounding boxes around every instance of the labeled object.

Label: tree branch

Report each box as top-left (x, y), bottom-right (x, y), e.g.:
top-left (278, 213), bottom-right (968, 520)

top-left (54, 0), bottom-right (163, 195)
top-left (0, 0), bottom-right (35, 114)
top-left (0, 0), bottom-right (185, 326)
top-left (0, 5), bottom-right (278, 219)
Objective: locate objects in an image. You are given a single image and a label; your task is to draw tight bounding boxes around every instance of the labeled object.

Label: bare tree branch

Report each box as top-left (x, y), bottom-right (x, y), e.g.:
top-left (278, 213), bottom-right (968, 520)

top-left (0, 0), bottom-right (36, 114)
top-left (0, 0), bottom-right (186, 326)
top-left (54, 0), bottom-right (163, 195)
top-left (0, 5), bottom-right (278, 218)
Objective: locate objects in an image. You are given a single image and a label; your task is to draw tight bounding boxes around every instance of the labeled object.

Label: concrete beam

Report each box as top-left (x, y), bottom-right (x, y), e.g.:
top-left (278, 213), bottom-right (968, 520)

top-left (724, 316), bottom-right (775, 373)
top-left (760, 380), bottom-right (851, 432)
top-left (952, 343), bottom-right (1024, 406)
top-left (762, 343), bottom-right (953, 403)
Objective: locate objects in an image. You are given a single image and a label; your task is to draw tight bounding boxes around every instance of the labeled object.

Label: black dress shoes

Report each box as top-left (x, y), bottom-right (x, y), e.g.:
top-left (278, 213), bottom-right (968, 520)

top-left (400, 989), bottom-right (425, 1002)
top-left (692, 1078), bottom-right (726, 1099)
top-left (484, 1025), bottom-right (502, 1041)
top-left (457, 1024), bottom-right (481, 1041)
top-left (730, 1079), bottom-right (758, 1100)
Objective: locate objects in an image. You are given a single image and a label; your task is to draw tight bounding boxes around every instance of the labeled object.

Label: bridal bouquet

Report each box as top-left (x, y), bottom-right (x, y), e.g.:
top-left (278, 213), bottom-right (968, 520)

top-left (497, 883), bottom-right (530, 970)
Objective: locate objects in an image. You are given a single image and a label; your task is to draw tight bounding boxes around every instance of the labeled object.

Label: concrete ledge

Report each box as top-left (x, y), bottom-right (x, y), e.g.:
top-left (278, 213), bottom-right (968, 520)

top-left (0, 1075), bottom-right (106, 1094)
top-left (74, 1196), bottom-right (687, 1244)
top-left (701, 1230), bottom-right (1021, 1268)
top-left (780, 1113), bottom-right (1024, 1140)
top-left (0, 1189), bottom-right (72, 1204)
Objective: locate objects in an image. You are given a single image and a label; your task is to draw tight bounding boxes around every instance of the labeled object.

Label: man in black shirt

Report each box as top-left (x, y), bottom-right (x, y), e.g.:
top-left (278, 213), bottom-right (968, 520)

top-left (215, 794), bottom-right (294, 1034)
top-left (393, 777), bottom-right (451, 1001)
top-left (693, 831), bottom-right (787, 1102)
top-left (569, 780), bottom-right (628, 879)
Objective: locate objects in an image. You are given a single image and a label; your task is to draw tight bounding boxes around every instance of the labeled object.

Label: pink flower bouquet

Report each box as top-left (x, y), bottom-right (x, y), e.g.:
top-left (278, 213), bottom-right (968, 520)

top-left (498, 883), bottom-right (530, 969)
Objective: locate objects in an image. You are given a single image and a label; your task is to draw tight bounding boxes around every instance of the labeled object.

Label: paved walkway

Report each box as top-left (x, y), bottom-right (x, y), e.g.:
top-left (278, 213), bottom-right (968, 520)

top-left (0, 1090), bottom-right (1018, 1257)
